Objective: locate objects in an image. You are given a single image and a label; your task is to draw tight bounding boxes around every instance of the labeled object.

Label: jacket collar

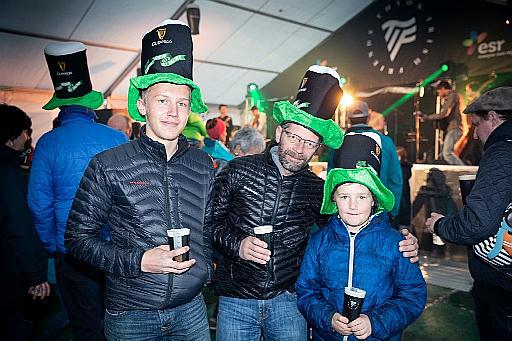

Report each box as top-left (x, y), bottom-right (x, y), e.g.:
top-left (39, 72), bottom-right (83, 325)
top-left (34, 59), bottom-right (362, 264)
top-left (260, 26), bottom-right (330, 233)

top-left (138, 125), bottom-right (190, 162)
top-left (484, 119), bottom-right (512, 151)
top-left (330, 212), bottom-right (389, 240)
top-left (0, 144), bottom-right (22, 165)
top-left (58, 105), bottom-right (96, 125)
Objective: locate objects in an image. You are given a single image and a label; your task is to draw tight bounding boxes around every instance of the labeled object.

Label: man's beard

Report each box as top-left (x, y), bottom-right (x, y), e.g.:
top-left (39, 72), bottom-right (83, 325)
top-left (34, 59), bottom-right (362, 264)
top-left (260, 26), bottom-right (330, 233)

top-left (277, 146), bottom-right (309, 173)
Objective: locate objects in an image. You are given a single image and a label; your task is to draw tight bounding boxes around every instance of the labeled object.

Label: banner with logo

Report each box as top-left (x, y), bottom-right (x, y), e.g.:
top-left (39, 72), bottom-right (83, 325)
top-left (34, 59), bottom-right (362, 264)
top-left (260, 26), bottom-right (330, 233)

top-left (263, 0), bottom-right (512, 95)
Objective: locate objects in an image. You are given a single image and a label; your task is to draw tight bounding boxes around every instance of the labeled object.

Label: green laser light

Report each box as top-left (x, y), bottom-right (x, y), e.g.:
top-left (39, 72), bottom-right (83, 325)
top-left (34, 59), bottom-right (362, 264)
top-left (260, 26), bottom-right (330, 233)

top-left (441, 64), bottom-right (449, 72)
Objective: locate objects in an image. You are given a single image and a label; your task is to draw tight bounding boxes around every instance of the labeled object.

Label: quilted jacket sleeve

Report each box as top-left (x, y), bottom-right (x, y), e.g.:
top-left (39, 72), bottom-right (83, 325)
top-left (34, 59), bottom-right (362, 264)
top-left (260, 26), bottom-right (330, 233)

top-left (65, 157), bottom-right (145, 277)
top-left (435, 141), bottom-right (512, 245)
top-left (202, 165), bottom-right (215, 281)
top-left (367, 249), bottom-right (427, 339)
top-left (211, 163), bottom-right (250, 259)
top-left (28, 136), bottom-right (57, 253)
top-left (296, 233), bottom-right (338, 332)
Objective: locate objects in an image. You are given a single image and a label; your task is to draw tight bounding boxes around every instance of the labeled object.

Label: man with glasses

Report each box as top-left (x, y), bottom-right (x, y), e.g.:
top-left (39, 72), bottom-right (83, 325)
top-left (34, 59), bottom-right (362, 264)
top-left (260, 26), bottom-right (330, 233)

top-left (211, 66), bottom-right (419, 341)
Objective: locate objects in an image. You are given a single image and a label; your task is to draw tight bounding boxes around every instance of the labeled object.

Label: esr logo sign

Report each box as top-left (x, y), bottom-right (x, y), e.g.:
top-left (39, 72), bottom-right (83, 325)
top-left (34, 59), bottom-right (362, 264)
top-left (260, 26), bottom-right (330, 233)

top-left (477, 40), bottom-right (505, 54)
top-left (463, 31), bottom-right (510, 59)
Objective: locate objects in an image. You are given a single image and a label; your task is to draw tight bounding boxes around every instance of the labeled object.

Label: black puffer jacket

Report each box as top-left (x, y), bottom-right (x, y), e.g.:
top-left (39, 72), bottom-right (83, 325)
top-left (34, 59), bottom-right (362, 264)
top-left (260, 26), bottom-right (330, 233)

top-left (213, 148), bottom-right (325, 299)
top-left (435, 119), bottom-right (512, 291)
top-left (65, 129), bottom-right (214, 310)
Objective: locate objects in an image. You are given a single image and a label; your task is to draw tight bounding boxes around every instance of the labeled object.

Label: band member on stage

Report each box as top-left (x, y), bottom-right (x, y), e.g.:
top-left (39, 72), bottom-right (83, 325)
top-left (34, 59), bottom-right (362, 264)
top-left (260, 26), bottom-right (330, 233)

top-left (418, 81), bottom-right (465, 165)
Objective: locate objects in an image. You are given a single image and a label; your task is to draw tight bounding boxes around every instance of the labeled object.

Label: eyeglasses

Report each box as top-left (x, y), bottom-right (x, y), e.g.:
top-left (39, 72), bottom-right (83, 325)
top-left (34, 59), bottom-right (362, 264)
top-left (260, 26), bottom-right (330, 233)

top-left (282, 130), bottom-right (321, 150)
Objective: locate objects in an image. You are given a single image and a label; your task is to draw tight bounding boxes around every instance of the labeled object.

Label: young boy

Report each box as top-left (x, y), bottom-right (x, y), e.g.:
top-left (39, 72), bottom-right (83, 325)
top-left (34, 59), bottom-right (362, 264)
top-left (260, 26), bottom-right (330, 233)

top-left (296, 166), bottom-right (426, 340)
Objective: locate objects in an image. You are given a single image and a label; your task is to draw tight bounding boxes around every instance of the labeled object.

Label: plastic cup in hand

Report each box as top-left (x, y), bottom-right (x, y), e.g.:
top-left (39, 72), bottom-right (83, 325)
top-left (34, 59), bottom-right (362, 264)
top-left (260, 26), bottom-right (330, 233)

top-left (342, 287), bottom-right (366, 322)
top-left (167, 228), bottom-right (190, 262)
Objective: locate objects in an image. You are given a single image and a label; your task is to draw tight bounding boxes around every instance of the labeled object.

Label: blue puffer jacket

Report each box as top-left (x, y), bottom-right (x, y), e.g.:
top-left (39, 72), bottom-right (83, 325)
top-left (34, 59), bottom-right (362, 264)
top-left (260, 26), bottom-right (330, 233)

top-left (28, 106), bottom-right (128, 253)
top-left (296, 213), bottom-right (426, 340)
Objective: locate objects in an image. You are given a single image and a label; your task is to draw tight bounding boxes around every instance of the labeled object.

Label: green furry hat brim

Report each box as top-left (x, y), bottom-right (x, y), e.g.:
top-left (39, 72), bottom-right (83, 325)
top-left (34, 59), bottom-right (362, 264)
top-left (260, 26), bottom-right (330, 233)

top-left (128, 73), bottom-right (208, 122)
top-left (42, 90), bottom-right (103, 110)
top-left (273, 101), bottom-right (344, 149)
top-left (321, 167), bottom-right (395, 215)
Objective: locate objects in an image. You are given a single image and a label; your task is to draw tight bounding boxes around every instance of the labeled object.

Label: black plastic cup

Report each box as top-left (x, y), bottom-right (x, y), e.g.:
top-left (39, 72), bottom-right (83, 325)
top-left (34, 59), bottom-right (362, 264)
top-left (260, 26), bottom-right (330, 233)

top-left (167, 228), bottom-right (190, 262)
top-left (254, 225), bottom-right (273, 277)
top-left (342, 287), bottom-right (366, 322)
top-left (459, 174), bottom-right (476, 205)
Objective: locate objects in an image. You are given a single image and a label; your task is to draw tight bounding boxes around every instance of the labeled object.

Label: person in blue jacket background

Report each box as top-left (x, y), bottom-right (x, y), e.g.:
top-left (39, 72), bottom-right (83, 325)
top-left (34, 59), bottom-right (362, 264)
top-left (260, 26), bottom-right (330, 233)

top-left (27, 41), bottom-right (128, 340)
top-left (297, 132), bottom-right (425, 341)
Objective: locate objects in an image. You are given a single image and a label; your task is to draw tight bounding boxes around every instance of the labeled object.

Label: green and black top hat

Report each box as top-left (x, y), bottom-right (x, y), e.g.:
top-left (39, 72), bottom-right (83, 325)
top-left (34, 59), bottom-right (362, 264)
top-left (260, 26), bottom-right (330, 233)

top-left (273, 65), bottom-right (344, 148)
top-left (128, 20), bottom-right (207, 122)
top-left (43, 42), bottom-right (103, 110)
top-left (333, 131), bottom-right (382, 174)
top-left (321, 131), bottom-right (395, 214)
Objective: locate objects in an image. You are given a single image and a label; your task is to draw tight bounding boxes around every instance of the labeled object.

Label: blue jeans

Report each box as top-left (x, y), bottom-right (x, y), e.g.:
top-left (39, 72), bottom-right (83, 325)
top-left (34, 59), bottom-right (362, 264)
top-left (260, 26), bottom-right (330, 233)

top-left (104, 292), bottom-right (210, 340)
top-left (442, 128), bottom-right (465, 165)
top-left (216, 292), bottom-right (307, 341)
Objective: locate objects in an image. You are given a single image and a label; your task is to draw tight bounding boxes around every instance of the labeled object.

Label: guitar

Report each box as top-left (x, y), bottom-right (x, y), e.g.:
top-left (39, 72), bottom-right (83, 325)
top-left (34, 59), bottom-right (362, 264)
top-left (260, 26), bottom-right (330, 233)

top-left (454, 74), bottom-right (497, 158)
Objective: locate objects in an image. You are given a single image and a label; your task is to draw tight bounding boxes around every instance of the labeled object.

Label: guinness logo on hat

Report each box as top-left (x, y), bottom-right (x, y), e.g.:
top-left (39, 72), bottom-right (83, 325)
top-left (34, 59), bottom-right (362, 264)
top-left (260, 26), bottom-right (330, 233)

top-left (157, 28), bottom-right (166, 40)
top-left (58, 61), bottom-right (66, 72)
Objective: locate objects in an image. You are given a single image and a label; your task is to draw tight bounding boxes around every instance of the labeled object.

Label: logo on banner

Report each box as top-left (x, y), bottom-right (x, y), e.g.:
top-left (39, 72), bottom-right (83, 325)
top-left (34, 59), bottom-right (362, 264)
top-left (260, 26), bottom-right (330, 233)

top-left (382, 17), bottom-right (417, 62)
top-left (462, 31), bottom-right (509, 59)
top-left (366, 0), bottom-right (435, 76)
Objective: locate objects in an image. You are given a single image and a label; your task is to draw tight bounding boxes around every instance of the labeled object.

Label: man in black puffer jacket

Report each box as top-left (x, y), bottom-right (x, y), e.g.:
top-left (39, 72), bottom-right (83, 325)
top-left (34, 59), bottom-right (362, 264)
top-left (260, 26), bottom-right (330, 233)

top-left (426, 86), bottom-right (512, 340)
top-left (213, 66), bottom-right (420, 341)
top-left (65, 20), bottom-right (214, 340)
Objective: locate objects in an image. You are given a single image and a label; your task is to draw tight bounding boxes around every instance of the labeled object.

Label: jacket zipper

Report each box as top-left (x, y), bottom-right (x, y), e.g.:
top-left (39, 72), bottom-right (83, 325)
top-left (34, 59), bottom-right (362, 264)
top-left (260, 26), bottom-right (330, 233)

top-left (263, 177), bottom-right (282, 295)
top-left (347, 232), bottom-right (357, 288)
top-left (162, 161), bottom-right (173, 307)
top-left (344, 224), bottom-right (361, 341)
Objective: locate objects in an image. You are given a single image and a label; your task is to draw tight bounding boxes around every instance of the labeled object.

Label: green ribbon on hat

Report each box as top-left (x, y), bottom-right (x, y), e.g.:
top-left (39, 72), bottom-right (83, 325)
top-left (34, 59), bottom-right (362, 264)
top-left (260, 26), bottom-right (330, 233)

top-left (273, 100), bottom-right (344, 149)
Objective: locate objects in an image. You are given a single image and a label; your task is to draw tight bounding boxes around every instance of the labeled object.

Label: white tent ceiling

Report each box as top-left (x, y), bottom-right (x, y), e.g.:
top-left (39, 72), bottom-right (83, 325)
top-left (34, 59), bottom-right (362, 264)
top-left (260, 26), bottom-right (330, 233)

top-left (0, 0), bottom-right (372, 106)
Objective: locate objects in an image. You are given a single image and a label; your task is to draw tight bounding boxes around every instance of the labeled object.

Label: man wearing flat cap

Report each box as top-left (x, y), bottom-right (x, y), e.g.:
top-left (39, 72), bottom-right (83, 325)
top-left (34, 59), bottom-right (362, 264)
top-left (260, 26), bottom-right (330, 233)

top-left (425, 87), bottom-right (512, 340)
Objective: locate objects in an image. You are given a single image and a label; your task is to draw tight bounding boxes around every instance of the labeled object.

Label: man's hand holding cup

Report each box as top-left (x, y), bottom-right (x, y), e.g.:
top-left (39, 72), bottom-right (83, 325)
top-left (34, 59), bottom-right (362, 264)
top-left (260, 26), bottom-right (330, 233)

top-left (239, 225), bottom-right (273, 265)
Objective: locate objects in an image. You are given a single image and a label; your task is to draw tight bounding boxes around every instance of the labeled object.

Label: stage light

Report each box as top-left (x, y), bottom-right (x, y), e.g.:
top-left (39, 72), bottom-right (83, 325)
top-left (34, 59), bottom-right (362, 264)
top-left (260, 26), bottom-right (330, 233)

top-left (340, 93), bottom-right (353, 107)
top-left (187, 4), bottom-right (200, 35)
top-left (340, 76), bottom-right (347, 86)
top-left (441, 64), bottom-right (449, 72)
top-left (247, 83), bottom-right (258, 92)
